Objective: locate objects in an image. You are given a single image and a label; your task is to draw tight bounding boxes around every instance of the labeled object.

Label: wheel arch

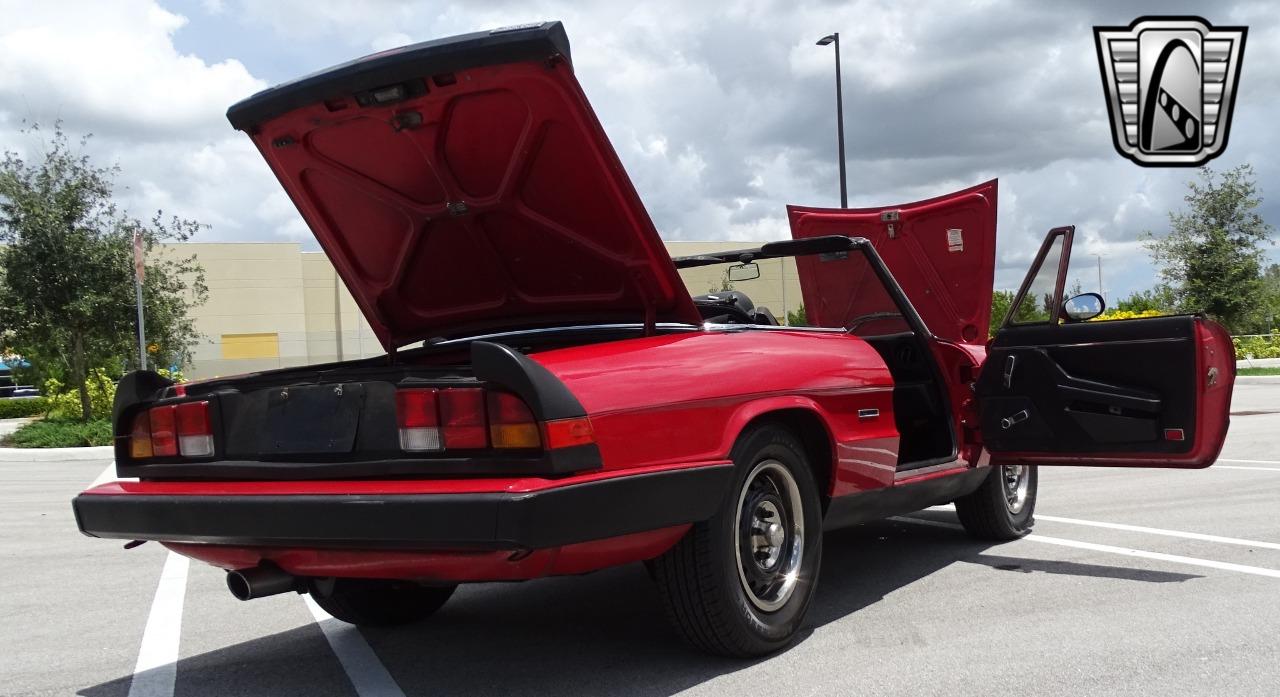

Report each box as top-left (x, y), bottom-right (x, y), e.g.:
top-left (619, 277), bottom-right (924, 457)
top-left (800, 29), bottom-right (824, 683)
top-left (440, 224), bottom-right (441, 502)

top-left (727, 399), bottom-right (835, 511)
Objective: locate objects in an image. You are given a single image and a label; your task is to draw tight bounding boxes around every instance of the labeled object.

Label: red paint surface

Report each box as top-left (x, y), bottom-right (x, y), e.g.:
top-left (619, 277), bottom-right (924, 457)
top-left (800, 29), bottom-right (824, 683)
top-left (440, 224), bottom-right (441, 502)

top-left (163, 525), bottom-right (689, 582)
top-left (788, 179), bottom-right (998, 344)
top-left (245, 59), bottom-right (699, 349)
top-left (531, 330), bottom-right (902, 493)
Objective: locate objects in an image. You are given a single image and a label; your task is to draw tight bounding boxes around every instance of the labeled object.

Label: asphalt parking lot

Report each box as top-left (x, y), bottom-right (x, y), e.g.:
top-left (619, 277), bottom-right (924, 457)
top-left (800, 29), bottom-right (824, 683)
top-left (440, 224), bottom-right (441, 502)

top-left (2, 383), bottom-right (1278, 697)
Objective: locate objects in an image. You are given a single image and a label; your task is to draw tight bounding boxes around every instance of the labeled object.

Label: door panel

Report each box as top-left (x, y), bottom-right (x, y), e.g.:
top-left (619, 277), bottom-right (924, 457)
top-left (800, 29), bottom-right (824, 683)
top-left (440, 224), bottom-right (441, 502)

top-left (978, 228), bottom-right (1235, 468)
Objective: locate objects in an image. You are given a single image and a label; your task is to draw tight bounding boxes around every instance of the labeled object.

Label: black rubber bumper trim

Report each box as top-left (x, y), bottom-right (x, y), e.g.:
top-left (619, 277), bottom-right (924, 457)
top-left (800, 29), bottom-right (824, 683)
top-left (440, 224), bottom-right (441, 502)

top-left (73, 463), bottom-right (733, 551)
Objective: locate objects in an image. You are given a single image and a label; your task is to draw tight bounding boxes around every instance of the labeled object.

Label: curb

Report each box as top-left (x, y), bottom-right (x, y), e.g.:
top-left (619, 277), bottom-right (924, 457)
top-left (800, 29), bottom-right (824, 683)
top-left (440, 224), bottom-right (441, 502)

top-left (1235, 375), bottom-right (1280, 385)
top-left (0, 445), bottom-right (113, 461)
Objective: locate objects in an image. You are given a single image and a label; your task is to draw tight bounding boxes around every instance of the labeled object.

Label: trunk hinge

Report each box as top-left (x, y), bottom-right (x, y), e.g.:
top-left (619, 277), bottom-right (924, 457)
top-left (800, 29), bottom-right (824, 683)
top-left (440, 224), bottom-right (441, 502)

top-left (643, 303), bottom-right (657, 337)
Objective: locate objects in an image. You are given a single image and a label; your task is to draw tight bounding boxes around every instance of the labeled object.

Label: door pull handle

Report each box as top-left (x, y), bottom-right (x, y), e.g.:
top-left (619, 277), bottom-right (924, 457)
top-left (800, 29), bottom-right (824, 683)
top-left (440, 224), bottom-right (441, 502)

top-left (1000, 410), bottom-right (1029, 430)
top-left (1002, 355), bottom-right (1016, 389)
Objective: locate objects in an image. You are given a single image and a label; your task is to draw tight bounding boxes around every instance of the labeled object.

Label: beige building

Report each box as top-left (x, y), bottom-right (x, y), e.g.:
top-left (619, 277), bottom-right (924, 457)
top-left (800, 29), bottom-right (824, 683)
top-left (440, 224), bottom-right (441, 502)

top-left (169, 241), bottom-right (803, 380)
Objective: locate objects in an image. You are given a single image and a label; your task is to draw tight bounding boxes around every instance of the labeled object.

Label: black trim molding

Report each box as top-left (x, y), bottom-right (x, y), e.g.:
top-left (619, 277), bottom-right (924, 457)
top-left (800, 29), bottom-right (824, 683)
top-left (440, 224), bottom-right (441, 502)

top-left (74, 463), bottom-right (733, 551)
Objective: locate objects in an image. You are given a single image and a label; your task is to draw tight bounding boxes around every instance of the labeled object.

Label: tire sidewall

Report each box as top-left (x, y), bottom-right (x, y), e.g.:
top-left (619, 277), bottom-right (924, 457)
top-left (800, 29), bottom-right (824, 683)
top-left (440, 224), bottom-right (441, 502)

top-left (711, 425), bottom-right (823, 648)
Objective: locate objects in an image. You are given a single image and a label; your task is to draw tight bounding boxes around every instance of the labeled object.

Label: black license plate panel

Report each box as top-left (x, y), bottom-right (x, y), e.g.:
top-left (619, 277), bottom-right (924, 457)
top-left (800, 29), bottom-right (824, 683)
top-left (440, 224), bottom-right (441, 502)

top-left (264, 383), bottom-right (365, 455)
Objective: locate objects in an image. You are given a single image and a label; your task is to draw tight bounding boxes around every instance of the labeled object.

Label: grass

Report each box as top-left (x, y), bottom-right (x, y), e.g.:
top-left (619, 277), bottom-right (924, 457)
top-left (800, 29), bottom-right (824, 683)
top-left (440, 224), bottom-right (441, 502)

top-left (1238, 367), bottom-right (1280, 376)
top-left (1, 418), bottom-right (113, 447)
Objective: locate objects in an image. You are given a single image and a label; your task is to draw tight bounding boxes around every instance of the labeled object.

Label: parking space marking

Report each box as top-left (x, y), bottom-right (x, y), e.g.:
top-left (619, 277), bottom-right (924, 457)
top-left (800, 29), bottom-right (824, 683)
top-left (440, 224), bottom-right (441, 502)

top-left (896, 516), bottom-right (1280, 579)
top-left (1217, 458), bottom-right (1280, 464)
top-left (1034, 514), bottom-right (1280, 550)
top-left (127, 552), bottom-right (189, 697)
top-left (1215, 465), bottom-right (1280, 472)
top-left (89, 462), bottom-right (117, 488)
top-left (305, 596), bottom-right (407, 697)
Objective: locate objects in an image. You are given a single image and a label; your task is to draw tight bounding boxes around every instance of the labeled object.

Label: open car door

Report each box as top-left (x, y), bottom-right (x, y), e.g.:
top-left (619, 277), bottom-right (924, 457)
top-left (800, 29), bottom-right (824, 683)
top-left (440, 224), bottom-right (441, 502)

top-left (976, 226), bottom-right (1235, 468)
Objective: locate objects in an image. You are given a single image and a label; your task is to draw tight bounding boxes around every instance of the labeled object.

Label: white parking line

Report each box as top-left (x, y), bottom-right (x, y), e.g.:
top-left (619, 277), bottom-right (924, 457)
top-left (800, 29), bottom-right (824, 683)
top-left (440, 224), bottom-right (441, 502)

top-left (1217, 458), bottom-right (1280, 465)
top-left (895, 516), bottom-right (1280, 579)
top-left (127, 553), bottom-right (189, 697)
top-left (89, 462), bottom-right (117, 488)
top-left (1216, 465), bottom-right (1280, 472)
top-left (1033, 514), bottom-right (1280, 550)
top-left (305, 595), bottom-right (407, 697)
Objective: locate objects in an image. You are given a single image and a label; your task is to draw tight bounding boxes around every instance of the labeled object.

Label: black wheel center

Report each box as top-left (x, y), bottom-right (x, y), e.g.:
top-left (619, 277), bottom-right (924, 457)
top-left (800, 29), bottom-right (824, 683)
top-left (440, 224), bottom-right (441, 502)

top-left (739, 489), bottom-right (791, 580)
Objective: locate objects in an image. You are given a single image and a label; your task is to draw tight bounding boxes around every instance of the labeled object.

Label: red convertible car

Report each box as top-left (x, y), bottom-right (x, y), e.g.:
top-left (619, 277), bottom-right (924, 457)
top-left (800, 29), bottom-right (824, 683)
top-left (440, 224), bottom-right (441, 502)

top-left (73, 22), bottom-right (1235, 657)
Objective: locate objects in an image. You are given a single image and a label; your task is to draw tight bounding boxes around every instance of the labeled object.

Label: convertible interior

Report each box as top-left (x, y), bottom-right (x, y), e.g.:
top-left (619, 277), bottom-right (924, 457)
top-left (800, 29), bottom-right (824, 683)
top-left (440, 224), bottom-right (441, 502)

top-left (673, 239), bottom-right (957, 471)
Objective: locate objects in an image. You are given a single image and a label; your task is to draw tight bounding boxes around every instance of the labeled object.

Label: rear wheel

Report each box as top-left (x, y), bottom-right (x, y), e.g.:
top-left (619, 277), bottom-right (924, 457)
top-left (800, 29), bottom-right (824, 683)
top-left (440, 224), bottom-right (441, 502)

top-left (954, 464), bottom-right (1037, 541)
top-left (308, 578), bottom-right (456, 627)
top-left (650, 425), bottom-right (823, 657)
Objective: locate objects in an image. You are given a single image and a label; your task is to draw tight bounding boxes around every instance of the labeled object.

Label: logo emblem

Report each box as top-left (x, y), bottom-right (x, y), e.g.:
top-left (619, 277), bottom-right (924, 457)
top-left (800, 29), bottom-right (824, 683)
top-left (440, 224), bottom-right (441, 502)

top-left (1094, 16), bottom-right (1246, 166)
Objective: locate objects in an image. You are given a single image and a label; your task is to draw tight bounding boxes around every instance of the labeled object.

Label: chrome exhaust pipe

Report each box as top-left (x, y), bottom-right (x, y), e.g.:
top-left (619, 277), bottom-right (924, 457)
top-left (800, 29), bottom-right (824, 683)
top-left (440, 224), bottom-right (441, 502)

top-left (226, 564), bottom-right (299, 601)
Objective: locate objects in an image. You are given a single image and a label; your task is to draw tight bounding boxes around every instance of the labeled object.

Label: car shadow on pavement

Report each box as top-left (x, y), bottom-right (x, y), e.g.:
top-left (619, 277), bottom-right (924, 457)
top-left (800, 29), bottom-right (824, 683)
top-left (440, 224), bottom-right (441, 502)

top-left (77, 514), bottom-right (1198, 697)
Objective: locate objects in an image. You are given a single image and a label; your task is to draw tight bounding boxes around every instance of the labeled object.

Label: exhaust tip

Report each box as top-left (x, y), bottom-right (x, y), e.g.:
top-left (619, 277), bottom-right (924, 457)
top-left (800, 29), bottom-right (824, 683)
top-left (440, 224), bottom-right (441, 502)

top-left (226, 564), bottom-right (297, 601)
top-left (226, 570), bottom-right (253, 601)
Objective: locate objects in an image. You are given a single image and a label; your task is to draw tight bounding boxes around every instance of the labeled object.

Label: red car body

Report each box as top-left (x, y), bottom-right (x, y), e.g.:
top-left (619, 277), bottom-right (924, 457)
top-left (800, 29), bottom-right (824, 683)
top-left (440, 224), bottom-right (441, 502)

top-left (73, 22), bottom-right (1235, 653)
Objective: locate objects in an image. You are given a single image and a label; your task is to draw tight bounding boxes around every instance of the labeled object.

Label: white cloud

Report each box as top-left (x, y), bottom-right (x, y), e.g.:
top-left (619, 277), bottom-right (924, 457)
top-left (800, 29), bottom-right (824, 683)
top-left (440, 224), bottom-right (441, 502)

top-left (2, 0), bottom-right (1278, 300)
top-left (0, 0), bottom-right (303, 243)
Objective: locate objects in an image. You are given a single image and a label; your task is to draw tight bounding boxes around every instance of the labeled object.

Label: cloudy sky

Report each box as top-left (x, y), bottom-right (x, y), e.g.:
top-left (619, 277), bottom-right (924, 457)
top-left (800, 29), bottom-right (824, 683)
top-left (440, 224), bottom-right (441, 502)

top-left (1, 0), bottom-right (1277, 296)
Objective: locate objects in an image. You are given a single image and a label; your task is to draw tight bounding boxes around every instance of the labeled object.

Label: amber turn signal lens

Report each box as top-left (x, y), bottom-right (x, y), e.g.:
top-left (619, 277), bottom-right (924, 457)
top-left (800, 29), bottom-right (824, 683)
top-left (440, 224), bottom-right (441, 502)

top-left (490, 423), bottom-right (541, 449)
top-left (129, 411), bottom-right (153, 459)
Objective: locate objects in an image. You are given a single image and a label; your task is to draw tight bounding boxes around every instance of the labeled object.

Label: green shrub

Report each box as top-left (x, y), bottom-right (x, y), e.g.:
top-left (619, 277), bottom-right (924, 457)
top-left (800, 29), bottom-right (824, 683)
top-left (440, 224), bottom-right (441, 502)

top-left (1, 418), bottom-right (113, 447)
top-left (43, 369), bottom-right (116, 421)
top-left (0, 397), bottom-right (48, 419)
top-left (1233, 331), bottom-right (1280, 360)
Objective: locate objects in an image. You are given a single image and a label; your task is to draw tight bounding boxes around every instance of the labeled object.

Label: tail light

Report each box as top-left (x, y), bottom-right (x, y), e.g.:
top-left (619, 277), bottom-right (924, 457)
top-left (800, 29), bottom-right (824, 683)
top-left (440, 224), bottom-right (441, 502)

top-left (439, 388), bottom-right (487, 449)
top-left (175, 401), bottom-right (214, 457)
top-left (394, 387), bottom-right (589, 453)
top-left (487, 391), bottom-right (540, 449)
top-left (395, 388), bottom-right (442, 452)
top-left (128, 400), bottom-right (213, 459)
top-left (149, 405), bottom-right (178, 456)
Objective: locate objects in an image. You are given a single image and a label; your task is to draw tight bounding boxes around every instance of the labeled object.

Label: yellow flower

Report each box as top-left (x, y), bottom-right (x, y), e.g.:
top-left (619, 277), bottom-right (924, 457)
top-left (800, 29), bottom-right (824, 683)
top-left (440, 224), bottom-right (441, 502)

top-left (147, 343), bottom-right (160, 354)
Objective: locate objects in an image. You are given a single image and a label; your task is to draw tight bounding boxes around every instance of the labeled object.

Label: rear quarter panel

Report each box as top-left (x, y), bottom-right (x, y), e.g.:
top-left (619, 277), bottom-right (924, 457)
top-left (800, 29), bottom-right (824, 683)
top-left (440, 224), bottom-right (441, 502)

top-left (530, 330), bottom-right (902, 494)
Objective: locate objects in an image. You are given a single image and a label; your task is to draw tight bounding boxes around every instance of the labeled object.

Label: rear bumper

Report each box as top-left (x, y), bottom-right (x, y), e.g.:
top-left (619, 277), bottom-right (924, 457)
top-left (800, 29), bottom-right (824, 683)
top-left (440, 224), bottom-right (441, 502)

top-left (73, 463), bottom-right (734, 551)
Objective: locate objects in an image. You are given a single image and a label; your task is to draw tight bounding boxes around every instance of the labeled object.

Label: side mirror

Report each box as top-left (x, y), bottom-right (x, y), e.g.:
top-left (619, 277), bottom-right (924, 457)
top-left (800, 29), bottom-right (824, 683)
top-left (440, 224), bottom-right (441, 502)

top-left (1062, 292), bottom-right (1105, 322)
top-left (727, 262), bottom-right (761, 282)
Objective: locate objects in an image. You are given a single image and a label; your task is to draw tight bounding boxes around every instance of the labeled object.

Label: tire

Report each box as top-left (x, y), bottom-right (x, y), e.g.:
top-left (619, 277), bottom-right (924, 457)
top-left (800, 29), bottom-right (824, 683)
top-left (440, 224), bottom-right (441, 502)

top-left (954, 464), bottom-right (1037, 541)
top-left (650, 424), bottom-right (823, 657)
top-left (308, 578), bottom-right (456, 627)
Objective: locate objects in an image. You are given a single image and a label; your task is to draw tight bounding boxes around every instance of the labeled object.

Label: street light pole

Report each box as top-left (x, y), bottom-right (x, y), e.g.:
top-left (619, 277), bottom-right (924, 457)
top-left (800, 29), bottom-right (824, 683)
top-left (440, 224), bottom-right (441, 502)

top-left (816, 32), bottom-right (848, 208)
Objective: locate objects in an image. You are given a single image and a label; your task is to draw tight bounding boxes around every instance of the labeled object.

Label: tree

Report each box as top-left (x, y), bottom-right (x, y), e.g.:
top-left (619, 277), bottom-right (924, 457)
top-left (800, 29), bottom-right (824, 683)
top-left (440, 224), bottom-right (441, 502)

top-left (990, 290), bottom-right (1016, 336)
top-left (0, 124), bottom-right (208, 420)
top-left (1111, 287), bottom-right (1175, 314)
top-left (1144, 165), bottom-right (1274, 333)
top-left (786, 306), bottom-right (807, 327)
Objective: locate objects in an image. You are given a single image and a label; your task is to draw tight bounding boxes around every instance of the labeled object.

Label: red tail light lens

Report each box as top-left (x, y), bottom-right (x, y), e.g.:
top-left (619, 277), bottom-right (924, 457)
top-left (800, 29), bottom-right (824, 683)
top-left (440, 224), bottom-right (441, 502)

top-left (175, 401), bottom-right (214, 457)
top-left (487, 391), bottom-right (540, 449)
top-left (544, 417), bottom-right (595, 449)
top-left (439, 388), bottom-right (487, 449)
top-left (395, 388), bottom-right (441, 452)
top-left (148, 405), bottom-right (178, 456)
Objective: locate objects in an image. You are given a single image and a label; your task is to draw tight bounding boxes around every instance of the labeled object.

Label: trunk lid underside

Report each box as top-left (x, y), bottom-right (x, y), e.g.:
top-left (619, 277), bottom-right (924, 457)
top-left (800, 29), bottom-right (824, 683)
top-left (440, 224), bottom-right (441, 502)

top-left (228, 22), bottom-right (700, 350)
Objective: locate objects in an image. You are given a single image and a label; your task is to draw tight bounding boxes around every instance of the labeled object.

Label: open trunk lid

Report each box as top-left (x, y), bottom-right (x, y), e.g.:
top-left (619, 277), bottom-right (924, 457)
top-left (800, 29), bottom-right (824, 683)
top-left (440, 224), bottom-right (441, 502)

top-left (227, 21), bottom-right (700, 349)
